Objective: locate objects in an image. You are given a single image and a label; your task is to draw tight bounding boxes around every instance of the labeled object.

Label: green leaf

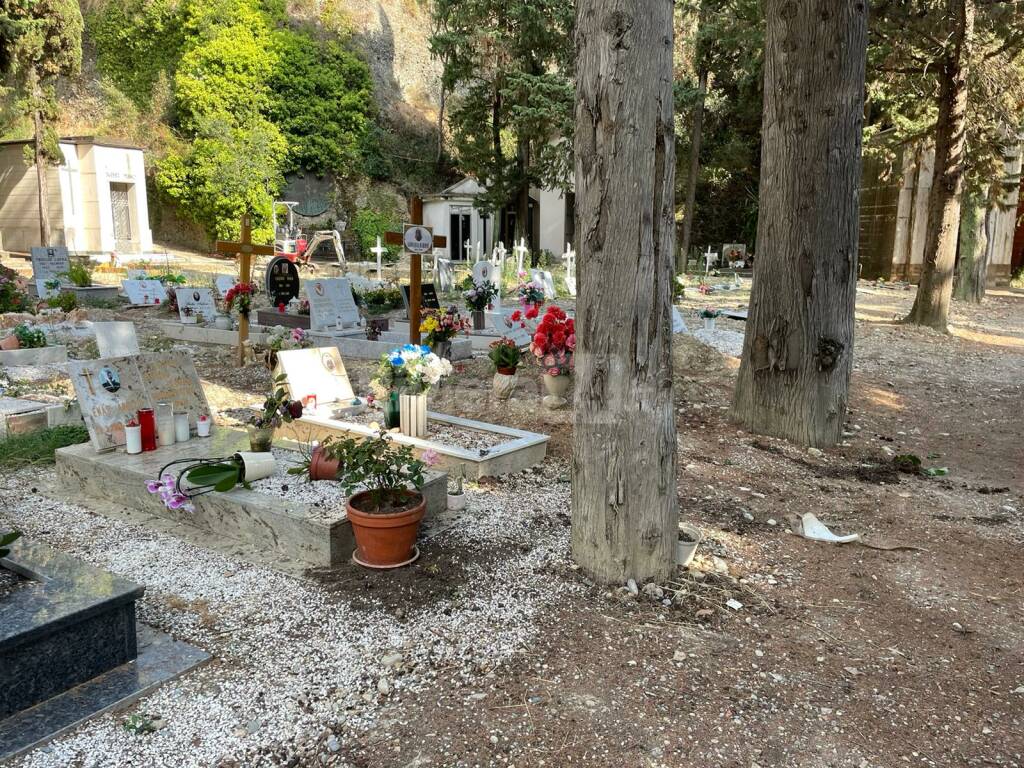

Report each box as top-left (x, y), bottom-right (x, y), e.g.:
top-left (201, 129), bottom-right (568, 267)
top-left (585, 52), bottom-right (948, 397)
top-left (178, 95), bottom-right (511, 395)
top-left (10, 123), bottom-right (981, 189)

top-left (186, 464), bottom-right (239, 490)
top-left (922, 467), bottom-right (950, 477)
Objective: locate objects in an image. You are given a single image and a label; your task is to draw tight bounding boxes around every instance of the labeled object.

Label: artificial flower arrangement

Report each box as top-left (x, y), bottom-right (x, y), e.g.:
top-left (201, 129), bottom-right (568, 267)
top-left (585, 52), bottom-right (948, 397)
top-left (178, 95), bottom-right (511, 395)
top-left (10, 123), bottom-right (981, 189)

top-left (697, 281), bottom-right (714, 296)
top-left (463, 280), bottom-right (498, 312)
top-left (224, 281), bottom-right (258, 318)
top-left (517, 280), bottom-right (545, 314)
top-left (698, 307), bottom-right (721, 319)
top-left (530, 305), bottom-right (575, 376)
top-left (297, 298), bottom-right (311, 316)
top-left (372, 344), bottom-right (454, 397)
top-left (488, 337), bottom-right (522, 374)
top-left (419, 307), bottom-right (470, 346)
top-left (265, 325), bottom-right (312, 352)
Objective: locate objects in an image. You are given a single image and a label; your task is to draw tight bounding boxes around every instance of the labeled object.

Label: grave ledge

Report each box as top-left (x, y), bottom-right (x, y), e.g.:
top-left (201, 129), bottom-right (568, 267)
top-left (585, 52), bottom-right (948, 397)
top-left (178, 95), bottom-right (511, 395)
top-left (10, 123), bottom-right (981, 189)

top-left (54, 428), bottom-right (447, 568)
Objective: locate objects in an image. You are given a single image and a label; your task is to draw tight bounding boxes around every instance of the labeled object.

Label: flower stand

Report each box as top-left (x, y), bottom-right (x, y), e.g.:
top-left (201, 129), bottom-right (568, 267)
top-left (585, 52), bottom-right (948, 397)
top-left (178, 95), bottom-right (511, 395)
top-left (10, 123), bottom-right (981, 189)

top-left (399, 393), bottom-right (428, 438)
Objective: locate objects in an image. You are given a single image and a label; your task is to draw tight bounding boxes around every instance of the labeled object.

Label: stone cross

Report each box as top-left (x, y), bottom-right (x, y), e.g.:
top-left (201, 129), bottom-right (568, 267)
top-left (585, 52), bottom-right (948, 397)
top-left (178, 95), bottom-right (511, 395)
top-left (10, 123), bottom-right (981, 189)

top-left (563, 242), bottom-right (577, 297)
top-left (370, 236), bottom-right (388, 278)
top-left (514, 239), bottom-right (529, 274)
top-left (215, 214), bottom-right (275, 366)
top-left (475, 240), bottom-right (483, 263)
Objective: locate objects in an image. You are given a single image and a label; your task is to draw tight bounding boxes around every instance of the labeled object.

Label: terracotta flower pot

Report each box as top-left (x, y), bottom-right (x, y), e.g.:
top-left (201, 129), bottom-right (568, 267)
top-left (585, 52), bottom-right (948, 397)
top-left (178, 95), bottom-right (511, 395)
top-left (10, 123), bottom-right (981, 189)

top-left (347, 489), bottom-right (425, 568)
top-left (496, 366), bottom-right (517, 376)
top-left (0, 334), bottom-right (20, 351)
top-left (309, 445), bottom-right (340, 481)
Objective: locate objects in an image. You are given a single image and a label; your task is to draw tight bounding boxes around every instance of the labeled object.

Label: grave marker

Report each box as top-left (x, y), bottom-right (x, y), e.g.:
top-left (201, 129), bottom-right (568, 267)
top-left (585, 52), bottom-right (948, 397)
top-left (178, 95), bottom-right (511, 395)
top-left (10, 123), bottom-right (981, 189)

top-left (563, 243), bottom-right (577, 297)
top-left (435, 258), bottom-right (454, 293)
top-left (122, 279), bottom-right (167, 306)
top-left (472, 260), bottom-right (494, 287)
top-left (214, 274), bottom-right (238, 298)
top-left (306, 278), bottom-right (360, 331)
top-left (370, 237), bottom-right (388, 277)
top-left (265, 256), bottom-right (300, 306)
top-left (95, 322), bottom-right (141, 358)
top-left (215, 214), bottom-right (275, 366)
top-left (399, 284), bottom-right (441, 317)
top-left (175, 287), bottom-right (217, 324)
top-left (513, 239), bottom-right (529, 274)
top-left (530, 269), bottom-right (557, 300)
top-left (69, 352), bottom-right (212, 452)
top-left (384, 203), bottom-right (447, 343)
top-left (274, 347), bottom-right (357, 407)
top-left (30, 246), bottom-right (71, 282)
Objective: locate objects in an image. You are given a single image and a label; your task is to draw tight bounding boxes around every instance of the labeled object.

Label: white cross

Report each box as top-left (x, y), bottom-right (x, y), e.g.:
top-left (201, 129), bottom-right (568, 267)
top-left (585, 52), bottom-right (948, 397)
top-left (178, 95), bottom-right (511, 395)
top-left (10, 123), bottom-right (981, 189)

top-left (563, 242), bottom-right (576, 276)
top-left (704, 246), bottom-right (717, 274)
top-left (514, 239), bottom-right (529, 274)
top-left (370, 237), bottom-right (388, 277)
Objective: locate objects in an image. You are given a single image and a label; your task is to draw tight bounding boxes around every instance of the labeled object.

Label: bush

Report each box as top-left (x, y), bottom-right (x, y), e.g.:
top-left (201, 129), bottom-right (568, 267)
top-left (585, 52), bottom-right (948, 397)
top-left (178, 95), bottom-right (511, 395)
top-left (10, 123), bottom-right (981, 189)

top-left (0, 274), bottom-right (30, 313)
top-left (46, 292), bottom-right (78, 312)
top-left (13, 325), bottom-right (46, 349)
top-left (350, 209), bottom-right (400, 262)
top-left (61, 261), bottom-right (93, 287)
top-left (360, 286), bottom-right (404, 314)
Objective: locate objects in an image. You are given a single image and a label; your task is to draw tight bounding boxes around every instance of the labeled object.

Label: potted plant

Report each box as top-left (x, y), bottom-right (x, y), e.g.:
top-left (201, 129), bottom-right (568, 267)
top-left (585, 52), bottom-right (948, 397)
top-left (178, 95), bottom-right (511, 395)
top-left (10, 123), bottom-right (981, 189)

top-left (326, 430), bottom-right (428, 568)
top-left (0, 332), bottom-right (19, 351)
top-left (224, 281), bottom-right (258, 320)
top-left (58, 261), bottom-right (120, 302)
top-left (263, 325), bottom-right (311, 369)
top-left (247, 374), bottom-right (304, 451)
top-left (675, 522), bottom-right (703, 567)
top-left (12, 325), bottom-right (47, 349)
top-left (530, 306), bottom-right (575, 402)
top-left (372, 345), bottom-right (453, 438)
top-left (447, 464), bottom-right (467, 511)
top-left (488, 337), bottom-right (522, 400)
top-left (147, 451), bottom-right (277, 512)
top-left (699, 307), bottom-right (721, 331)
top-left (419, 307), bottom-right (469, 359)
top-left (463, 280), bottom-right (498, 330)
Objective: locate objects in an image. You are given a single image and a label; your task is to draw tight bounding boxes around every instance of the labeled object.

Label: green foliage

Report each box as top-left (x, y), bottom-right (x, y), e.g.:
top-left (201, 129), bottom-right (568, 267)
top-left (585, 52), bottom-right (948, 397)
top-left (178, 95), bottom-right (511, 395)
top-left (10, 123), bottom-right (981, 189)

top-left (350, 209), bottom-right (400, 261)
top-left (487, 337), bottom-right (521, 370)
top-left (85, 0), bottom-right (184, 108)
top-left (431, 0), bottom-right (574, 232)
top-left (0, 424), bottom-right (90, 470)
top-left (46, 292), bottom-right (77, 312)
top-left (13, 324), bottom-right (46, 348)
top-left (268, 30), bottom-right (374, 176)
top-left (60, 261), bottom-right (92, 287)
top-left (0, 530), bottom-right (21, 559)
top-left (299, 432), bottom-right (426, 512)
top-left (185, 461), bottom-right (244, 492)
top-left (0, 0), bottom-right (83, 172)
top-left (360, 286), bottom-right (404, 313)
top-left (0, 273), bottom-right (30, 313)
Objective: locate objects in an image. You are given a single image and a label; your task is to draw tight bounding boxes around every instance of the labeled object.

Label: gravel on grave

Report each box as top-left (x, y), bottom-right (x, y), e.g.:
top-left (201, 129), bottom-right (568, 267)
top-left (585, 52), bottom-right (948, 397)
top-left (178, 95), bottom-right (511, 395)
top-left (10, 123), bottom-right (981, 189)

top-left (246, 448), bottom-right (348, 508)
top-left (0, 463), bottom-right (579, 768)
top-left (692, 326), bottom-right (745, 357)
top-left (0, 566), bottom-right (26, 599)
top-left (342, 408), bottom-right (509, 452)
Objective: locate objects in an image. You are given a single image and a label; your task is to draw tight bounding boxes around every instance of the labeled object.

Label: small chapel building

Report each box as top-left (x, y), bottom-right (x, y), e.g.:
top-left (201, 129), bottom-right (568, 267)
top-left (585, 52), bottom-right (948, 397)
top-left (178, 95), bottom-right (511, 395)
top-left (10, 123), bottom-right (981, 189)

top-left (0, 136), bottom-right (153, 255)
top-left (421, 177), bottom-right (574, 261)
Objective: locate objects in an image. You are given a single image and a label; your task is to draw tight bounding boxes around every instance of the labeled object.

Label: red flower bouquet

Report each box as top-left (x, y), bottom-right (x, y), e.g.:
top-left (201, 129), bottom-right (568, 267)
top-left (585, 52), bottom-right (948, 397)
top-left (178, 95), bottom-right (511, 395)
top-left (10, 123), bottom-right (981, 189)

top-left (529, 306), bottom-right (575, 376)
top-left (224, 282), bottom-right (258, 318)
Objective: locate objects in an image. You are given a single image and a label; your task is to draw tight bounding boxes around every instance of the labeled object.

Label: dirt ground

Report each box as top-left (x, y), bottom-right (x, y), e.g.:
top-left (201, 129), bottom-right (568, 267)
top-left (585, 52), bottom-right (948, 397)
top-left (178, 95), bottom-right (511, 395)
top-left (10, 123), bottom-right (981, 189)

top-left (3, 256), bottom-right (1022, 766)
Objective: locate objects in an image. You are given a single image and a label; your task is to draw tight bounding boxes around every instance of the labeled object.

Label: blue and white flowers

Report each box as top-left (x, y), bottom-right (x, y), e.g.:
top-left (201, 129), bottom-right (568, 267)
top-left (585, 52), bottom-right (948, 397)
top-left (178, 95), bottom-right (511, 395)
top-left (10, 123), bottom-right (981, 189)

top-left (373, 345), bottom-right (453, 397)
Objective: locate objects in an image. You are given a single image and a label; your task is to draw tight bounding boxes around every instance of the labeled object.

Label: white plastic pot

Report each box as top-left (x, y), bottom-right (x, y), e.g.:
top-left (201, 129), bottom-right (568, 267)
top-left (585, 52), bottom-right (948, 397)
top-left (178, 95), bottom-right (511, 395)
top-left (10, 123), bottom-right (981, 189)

top-left (703, 317), bottom-right (716, 331)
top-left (197, 418), bottom-right (211, 438)
top-left (675, 523), bottom-right (703, 567)
top-left (447, 491), bottom-right (467, 511)
top-left (235, 451), bottom-right (276, 482)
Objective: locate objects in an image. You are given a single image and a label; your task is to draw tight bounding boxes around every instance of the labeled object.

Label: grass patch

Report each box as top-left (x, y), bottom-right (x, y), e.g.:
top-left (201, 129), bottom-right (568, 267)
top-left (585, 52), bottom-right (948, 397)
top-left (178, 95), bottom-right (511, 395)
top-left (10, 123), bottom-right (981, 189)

top-left (0, 425), bottom-right (90, 470)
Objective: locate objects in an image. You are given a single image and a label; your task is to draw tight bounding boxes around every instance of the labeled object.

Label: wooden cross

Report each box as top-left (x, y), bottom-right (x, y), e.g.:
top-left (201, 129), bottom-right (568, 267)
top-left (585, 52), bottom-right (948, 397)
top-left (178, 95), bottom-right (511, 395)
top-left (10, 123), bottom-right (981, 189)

top-left (215, 214), bottom-right (275, 366)
top-left (384, 197), bottom-right (446, 344)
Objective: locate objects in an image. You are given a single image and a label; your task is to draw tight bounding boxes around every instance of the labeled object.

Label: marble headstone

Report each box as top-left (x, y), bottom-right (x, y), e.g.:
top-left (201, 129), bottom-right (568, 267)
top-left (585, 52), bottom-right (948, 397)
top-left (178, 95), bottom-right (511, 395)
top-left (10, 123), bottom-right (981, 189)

top-left (530, 269), bottom-right (557, 300)
top-left (306, 278), bottom-right (360, 331)
top-left (274, 347), bottom-right (356, 406)
top-left (472, 261), bottom-right (494, 287)
top-left (30, 246), bottom-right (71, 282)
top-left (175, 287), bottom-right (218, 324)
top-left (671, 306), bottom-right (689, 335)
top-left (69, 351), bottom-right (212, 452)
top-left (265, 256), bottom-right (300, 306)
top-left (122, 279), bottom-right (167, 306)
top-left (95, 322), bottom-right (141, 358)
top-left (214, 274), bottom-right (238, 298)
top-left (435, 258), bottom-right (454, 293)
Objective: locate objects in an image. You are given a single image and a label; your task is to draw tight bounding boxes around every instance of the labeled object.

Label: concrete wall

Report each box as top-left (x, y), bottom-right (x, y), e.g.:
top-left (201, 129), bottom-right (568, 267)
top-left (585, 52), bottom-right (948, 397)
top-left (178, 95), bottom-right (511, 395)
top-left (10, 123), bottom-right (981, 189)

top-left (0, 144), bottom-right (65, 253)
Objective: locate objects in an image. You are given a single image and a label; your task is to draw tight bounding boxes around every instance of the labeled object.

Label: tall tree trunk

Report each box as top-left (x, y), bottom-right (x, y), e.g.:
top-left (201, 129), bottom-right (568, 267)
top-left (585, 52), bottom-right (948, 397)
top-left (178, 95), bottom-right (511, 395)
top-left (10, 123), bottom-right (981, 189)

top-left (678, 67), bottom-right (708, 273)
top-left (731, 0), bottom-right (868, 448)
top-left (516, 139), bottom-right (532, 262)
top-left (31, 69), bottom-right (51, 247)
top-left (492, 87), bottom-right (506, 245)
top-left (905, 0), bottom-right (975, 331)
top-left (572, 0), bottom-right (677, 584)
top-left (955, 195), bottom-right (992, 303)
top-left (436, 84), bottom-right (447, 167)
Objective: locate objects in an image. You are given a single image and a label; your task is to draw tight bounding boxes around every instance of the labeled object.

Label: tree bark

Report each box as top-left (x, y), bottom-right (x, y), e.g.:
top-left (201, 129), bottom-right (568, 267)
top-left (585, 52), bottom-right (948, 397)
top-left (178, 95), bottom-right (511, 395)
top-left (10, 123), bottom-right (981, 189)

top-left (678, 67), bottom-right (708, 273)
top-left (572, 0), bottom-right (677, 584)
top-left (731, 0), bottom-right (868, 448)
top-left (31, 69), bottom-right (51, 247)
top-left (954, 196), bottom-right (992, 303)
top-left (905, 0), bottom-right (975, 331)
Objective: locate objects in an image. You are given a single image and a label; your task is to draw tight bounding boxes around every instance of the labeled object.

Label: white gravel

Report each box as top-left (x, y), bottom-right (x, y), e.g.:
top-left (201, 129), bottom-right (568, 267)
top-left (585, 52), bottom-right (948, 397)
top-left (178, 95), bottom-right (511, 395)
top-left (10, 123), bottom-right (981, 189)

top-left (0, 462), bottom-right (577, 768)
top-left (246, 448), bottom-right (349, 508)
top-left (345, 408), bottom-right (509, 452)
top-left (693, 327), bottom-right (745, 358)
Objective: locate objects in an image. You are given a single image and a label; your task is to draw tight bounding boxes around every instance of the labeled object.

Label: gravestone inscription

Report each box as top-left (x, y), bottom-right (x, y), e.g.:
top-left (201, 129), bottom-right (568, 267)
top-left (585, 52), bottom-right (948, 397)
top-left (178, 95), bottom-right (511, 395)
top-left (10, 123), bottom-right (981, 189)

top-left (265, 256), bottom-right (300, 306)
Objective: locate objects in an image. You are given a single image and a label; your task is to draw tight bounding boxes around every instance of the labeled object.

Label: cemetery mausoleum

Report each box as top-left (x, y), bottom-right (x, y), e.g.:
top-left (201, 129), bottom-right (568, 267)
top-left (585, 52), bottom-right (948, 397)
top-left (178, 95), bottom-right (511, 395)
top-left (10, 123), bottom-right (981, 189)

top-left (0, 136), bottom-right (154, 256)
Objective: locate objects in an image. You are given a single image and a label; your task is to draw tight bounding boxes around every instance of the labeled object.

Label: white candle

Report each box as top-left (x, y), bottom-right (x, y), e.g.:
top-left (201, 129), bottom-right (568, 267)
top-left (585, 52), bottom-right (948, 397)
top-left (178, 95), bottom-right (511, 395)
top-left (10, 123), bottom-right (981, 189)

top-left (174, 412), bottom-right (190, 443)
top-left (125, 425), bottom-right (142, 455)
